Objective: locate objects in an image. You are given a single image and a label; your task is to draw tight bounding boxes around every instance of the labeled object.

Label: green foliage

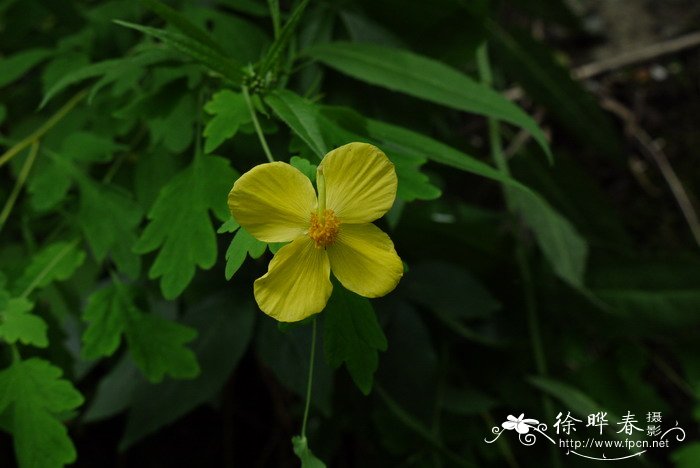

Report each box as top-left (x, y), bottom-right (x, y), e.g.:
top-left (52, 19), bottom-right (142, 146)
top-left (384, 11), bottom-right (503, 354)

top-left (0, 296), bottom-right (47, 347)
top-left (203, 90), bottom-right (250, 153)
top-left (81, 283), bottom-right (199, 382)
top-left (0, 358), bottom-right (83, 468)
top-left (134, 155), bottom-right (237, 299)
top-left (0, 0), bottom-right (696, 466)
top-left (324, 284), bottom-right (387, 395)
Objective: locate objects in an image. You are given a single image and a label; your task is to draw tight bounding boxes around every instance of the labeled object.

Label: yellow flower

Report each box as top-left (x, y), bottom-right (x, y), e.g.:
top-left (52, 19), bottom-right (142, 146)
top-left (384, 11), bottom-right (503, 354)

top-left (228, 142), bottom-right (403, 322)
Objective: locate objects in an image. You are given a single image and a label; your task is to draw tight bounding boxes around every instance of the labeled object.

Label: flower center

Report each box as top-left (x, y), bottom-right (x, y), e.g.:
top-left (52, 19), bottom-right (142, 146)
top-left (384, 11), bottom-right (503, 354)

top-left (308, 209), bottom-right (340, 248)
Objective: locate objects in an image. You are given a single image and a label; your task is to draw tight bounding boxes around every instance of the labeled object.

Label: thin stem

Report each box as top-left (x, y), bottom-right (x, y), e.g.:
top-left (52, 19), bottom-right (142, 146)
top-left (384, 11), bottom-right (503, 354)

top-left (300, 318), bottom-right (317, 440)
top-left (242, 85), bottom-right (274, 163)
top-left (0, 89), bottom-right (87, 168)
top-left (476, 42), bottom-right (560, 468)
top-left (267, 0), bottom-right (281, 39)
top-left (0, 141), bottom-right (40, 234)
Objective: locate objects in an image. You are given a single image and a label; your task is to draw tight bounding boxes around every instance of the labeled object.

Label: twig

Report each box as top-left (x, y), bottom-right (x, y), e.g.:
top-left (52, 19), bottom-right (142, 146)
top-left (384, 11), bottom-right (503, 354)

top-left (600, 97), bottom-right (700, 246)
top-left (573, 30), bottom-right (700, 80)
top-left (0, 142), bottom-right (40, 234)
top-left (0, 89), bottom-right (87, 168)
top-left (504, 30), bottom-right (700, 101)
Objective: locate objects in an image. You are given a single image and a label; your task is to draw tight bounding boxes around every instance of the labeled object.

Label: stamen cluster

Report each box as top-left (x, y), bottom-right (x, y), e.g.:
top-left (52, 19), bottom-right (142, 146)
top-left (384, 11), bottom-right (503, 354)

top-left (308, 210), bottom-right (340, 248)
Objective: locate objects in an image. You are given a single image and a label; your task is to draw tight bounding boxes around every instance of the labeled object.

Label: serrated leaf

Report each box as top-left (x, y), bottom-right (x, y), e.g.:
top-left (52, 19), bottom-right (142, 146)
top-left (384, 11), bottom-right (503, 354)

top-left (134, 155), bottom-right (237, 299)
top-left (0, 358), bottom-right (83, 468)
top-left (78, 181), bottom-right (143, 278)
top-left (126, 312), bottom-right (200, 383)
top-left (0, 297), bottom-right (48, 347)
top-left (290, 156), bottom-right (317, 182)
top-left (148, 93), bottom-right (196, 153)
top-left (324, 284), bottom-right (387, 395)
top-left (120, 295), bottom-right (254, 449)
top-left (12, 242), bottom-right (85, 297)
top-left (224, 227), bottom-right (267, 280)
top-left (265, 89), bottom-right (327, 158)
top-left (306, 41), bottom-right (552, 160)
top-left (81, 284), bottom-right (200, 383)
top-left (0, 48), bottom-right (52, 88)
top-left (292, 436), bottom-right (327, 468)
top-left (114, 20), bottom-right (244, 84)
top-left (81, 286), bottom-right (130, 360)
top-left (217, 217), bottom-right (240, 234)
top-left (203, 90), bottom-right (250, 153)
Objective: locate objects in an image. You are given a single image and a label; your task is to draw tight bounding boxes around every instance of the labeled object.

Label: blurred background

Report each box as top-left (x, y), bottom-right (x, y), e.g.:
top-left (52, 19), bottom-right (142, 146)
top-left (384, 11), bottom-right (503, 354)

top-left (1, 0), bottom-right (700, 467)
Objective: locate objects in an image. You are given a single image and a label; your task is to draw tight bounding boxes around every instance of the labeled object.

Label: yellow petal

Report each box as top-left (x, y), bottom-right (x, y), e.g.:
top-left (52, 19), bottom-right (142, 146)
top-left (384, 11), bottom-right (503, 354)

top-left (327, 223), bottom-right (403, 298)
top-left (254, 236), bottom-right (332, 322)
top-left (228, 162), bottom-right (316, 242)
top-left (319, 142), bottom-right (397, 224)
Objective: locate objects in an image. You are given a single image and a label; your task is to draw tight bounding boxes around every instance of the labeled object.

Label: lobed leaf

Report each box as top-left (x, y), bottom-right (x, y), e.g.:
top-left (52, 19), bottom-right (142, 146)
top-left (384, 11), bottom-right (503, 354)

top-left (0, 358), bottom-right (84, 468)
top-left (134, 155), bottom-right (237, 299)
top-left (324, 284), bottom-right (387, 395)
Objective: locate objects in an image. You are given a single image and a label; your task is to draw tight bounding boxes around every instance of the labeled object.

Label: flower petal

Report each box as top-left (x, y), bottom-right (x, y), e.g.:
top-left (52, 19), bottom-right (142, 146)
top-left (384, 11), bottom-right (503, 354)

top-left (327, 223), bottom-right (403, 298)
top-left (254, 236), bottom-right (332, 322)
top-left (502, 422), bottom-right (517, 430)
top-left (319, 142), bottom-right (397, 224)
top-left (228, 162), bottom-right (316, 242)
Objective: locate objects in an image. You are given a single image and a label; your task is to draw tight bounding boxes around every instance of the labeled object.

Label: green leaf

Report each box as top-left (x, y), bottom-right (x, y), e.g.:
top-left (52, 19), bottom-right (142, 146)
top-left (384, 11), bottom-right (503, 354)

top-left (120, 295), bottom-right (255, 449)
top-left (148, 93), bottom-right (197, 153)
top-left (528, 376), bottom-right (604, 418)
top-left (61, 131), bottom-right (125, 162)
top-left (324, 284), bottom-right (387, 395)
top-left (292, 435), bottom-right (327, 468)
top-left (265, 89), bottom-right (327, 158)
top-left (81, 284), bottom-right (200, 383)
top-left (12, 241), bottom-right (85, 298)
top-left (134, 155), bottom-right (237, 299)
top-left (224, 226), bottom-right (267, 280)
top-left (142, 0), bottom-right (227, 55)
top-left (0, 48), bottom-right (52, 88)
top-left (258, 0), bottom-right (311, 76)
top-left (509, 189), bottom-right (588, 288)
top-left (217, 217), bottom-right (240, 234)
top-left (114, 20), bottom-right (244, 84)
top-left (41, 47), bottom-right (172, 107)
top-left (256, 319), bottom-right (333, 415)
top-left (0, 297), bottom-right (48, 347)
top-left (126, 311), bottom-right (200, 383)
top-left (78, 181), bottom-right (143, 278)
top-left (203, 90), bottom-right (250, 153)
top-left (362, 115), bottom-right (521, 190)
top-left (290, 156), bottom-right (317, 182)
top-left (305, 41), bottom-right (552, 159)
top-left (0, 358), bottom-right (83, 468)
top-left (489, 23), bottom-right (620, 159)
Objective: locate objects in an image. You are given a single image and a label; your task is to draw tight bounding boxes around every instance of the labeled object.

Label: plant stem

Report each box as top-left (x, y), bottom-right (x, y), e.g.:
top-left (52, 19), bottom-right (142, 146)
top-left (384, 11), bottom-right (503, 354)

top-left (0, 89), bottom-right (87, 169)
top-left (267, 0), bottom-right (281, 39)
top-left (300, 318), bottom-right (317, 440)
top-left (476, 42), bottom-right (560, 468)
top-left (242, 85), bottom-right (275, 163)
top-left (0, 141), bottom-right (40, 234)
